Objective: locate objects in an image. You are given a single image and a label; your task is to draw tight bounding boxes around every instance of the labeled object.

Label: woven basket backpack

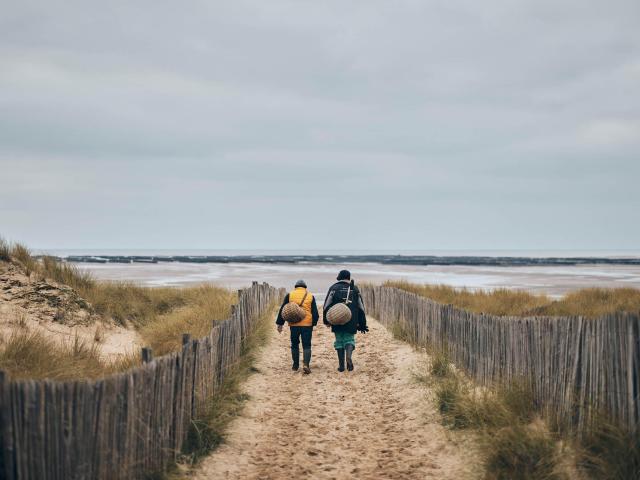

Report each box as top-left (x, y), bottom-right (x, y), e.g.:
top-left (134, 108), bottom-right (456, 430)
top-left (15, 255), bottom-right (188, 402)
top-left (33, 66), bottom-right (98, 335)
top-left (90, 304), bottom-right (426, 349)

top-left (281, 290), bottom-right (309, 324)
top-left (326, 281), bottom-right (353, 326)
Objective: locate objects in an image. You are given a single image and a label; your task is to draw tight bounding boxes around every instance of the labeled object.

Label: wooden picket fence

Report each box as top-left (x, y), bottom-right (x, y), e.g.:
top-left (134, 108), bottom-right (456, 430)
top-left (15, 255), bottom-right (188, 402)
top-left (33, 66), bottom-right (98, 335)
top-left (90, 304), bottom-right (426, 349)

top-left (0, 282), bottom-right (283, 480)
top-left (361, 285), bottom-right (639, 433)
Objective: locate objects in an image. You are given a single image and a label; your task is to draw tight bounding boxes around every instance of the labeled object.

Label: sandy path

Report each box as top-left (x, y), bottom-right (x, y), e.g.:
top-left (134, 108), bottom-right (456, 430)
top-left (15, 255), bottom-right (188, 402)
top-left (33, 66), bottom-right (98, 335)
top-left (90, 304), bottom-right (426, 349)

top-left (193, 315), bottom-right (480, 480)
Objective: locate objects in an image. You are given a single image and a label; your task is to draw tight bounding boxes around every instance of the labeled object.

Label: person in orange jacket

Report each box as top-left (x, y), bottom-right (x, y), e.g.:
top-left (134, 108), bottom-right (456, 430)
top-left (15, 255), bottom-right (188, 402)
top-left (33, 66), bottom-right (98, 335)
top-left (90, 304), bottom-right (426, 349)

top-left (275, 280), bottom-right (319, 374)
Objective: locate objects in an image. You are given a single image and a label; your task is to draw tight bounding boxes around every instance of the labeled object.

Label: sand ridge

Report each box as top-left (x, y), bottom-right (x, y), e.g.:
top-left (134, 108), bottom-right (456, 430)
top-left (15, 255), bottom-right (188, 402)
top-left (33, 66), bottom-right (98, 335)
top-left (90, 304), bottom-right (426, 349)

top-left (0, 262), bottom-right (141, 362)
top-left (193, 314), bottom-right (480, 479)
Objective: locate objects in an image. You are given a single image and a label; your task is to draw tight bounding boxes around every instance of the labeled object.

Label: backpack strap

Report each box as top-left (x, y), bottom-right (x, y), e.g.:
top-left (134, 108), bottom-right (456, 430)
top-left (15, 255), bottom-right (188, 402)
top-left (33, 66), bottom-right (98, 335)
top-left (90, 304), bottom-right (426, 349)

top-left (298, 290), bottom-right (309, 307)
top-left (345, 280), bottom-right (354, 305)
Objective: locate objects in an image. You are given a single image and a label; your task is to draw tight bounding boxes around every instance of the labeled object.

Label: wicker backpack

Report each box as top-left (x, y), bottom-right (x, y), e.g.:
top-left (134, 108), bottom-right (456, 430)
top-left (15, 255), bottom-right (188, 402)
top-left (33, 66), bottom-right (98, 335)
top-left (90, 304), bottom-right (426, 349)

top-left (326, 281), bottom-right (353, 326)
top-left (281, 290), bottom-right (309, 324)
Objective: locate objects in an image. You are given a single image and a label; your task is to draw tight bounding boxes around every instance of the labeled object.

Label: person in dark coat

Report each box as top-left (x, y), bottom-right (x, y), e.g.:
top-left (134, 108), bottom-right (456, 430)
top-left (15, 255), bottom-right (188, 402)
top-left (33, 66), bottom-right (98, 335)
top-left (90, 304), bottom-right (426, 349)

top-left (323, 270), bottom-right (368, 372)
top-left (275, 280), bottom-right (319, 374)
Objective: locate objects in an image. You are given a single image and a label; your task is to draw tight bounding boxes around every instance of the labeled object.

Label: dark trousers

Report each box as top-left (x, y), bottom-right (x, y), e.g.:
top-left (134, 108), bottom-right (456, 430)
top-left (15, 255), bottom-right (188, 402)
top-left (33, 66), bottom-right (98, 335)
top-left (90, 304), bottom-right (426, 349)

top-left (290, 326), bottom-right (313, 354)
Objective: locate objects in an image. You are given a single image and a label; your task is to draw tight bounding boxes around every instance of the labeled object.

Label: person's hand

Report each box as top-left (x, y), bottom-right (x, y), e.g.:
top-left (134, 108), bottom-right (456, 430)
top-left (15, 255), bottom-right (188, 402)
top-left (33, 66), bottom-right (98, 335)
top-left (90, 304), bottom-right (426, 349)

top-left (277, 325), bottom-right (283, 333)
top-left (358, 325), bottom-right (369, 334)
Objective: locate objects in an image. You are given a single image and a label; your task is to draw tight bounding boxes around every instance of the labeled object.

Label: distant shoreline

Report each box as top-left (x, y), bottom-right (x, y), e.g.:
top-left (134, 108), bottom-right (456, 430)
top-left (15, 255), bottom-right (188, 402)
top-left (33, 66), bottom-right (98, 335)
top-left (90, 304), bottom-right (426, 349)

top-left (52, 254), bottom-right (640, 267)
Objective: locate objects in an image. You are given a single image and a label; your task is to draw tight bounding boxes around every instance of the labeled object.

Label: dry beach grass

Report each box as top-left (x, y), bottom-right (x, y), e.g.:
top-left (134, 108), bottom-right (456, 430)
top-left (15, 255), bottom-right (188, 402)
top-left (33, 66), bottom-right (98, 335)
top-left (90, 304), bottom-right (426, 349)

top-left (386, 280), bottom-right (640, 318)
top-left (0, 237), bottom-right (235, 379)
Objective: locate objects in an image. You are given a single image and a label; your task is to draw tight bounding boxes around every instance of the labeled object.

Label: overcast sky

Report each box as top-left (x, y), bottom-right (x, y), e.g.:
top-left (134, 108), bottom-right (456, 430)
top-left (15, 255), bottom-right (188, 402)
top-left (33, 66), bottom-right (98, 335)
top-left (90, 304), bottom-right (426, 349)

top-left (1, 1), bottom-right (639, 251)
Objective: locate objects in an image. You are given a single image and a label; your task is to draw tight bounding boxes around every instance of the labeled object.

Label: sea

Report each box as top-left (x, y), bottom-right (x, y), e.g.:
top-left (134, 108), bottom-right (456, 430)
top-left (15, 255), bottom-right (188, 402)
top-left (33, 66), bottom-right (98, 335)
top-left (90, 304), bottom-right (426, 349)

top-left (38, 249), bottom-right (640, 299)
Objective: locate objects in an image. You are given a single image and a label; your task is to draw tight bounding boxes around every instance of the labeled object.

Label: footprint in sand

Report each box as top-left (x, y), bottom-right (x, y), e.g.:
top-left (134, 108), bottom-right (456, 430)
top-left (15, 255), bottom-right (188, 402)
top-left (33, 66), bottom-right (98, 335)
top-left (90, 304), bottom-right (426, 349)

top-left (192, 314), bottom-right (480, 480)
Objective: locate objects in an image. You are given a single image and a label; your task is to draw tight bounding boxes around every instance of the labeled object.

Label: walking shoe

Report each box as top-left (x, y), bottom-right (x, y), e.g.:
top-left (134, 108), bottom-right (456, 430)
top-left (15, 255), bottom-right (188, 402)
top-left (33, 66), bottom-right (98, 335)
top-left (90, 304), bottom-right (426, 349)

top-left (303, 363), bottom-right (311, 374)
top-left (292, 363), bottom-right (299, 371)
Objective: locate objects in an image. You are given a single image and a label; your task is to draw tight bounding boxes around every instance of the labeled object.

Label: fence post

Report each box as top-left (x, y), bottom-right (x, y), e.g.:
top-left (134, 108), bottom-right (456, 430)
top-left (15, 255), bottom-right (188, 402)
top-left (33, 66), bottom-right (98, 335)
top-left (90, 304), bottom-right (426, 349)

top-left (141, 347), bottom-right (153, 363)
top-left (0, 285), bottom-right (281, 479)
top-left (0, 369), bottom-right (9, 480)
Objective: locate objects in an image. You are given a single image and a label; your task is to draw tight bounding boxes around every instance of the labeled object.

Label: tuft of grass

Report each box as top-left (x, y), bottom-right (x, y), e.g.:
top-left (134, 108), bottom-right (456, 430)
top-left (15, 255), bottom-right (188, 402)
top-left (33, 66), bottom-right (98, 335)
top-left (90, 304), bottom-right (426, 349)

top-left (94, 324), bottom-right (105, 343)
top-left (497, 379), bottom-right (536, 425)
top-left (385, 280), bottom-right (640, 318)
top-left (436, 377), bottom-right (516, 430)
top-left (1, 239), bottom-right (94, 290)
top-left (430, 349), bottom-right (452, 378)
top-left (0, 236), bottom-right (10, 261)
top-left (432, 370), bottom-right (536, 430)
top-left (10, 242), bottom-right (37, 277)
top-left (41, 255), bottom-right (96, 292)
top-left (483, 424), bottom-right (565, 480)
top-left (389, 320), bottom-right (412, 343)
top-left (0, 329), bottom-right (139, 380)
top-left (16, 310), bottom-right (28, 329)
top-left (578, 419), bottom-right (640, 480)
top-left (435, 377), bottom-right (466, 420)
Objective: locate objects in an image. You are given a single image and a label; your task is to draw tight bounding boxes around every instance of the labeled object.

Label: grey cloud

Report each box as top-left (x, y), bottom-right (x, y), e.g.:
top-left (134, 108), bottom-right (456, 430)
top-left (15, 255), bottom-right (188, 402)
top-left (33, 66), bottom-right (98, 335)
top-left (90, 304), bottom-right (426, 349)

top-left (1, 0), bottom-right (639, 250)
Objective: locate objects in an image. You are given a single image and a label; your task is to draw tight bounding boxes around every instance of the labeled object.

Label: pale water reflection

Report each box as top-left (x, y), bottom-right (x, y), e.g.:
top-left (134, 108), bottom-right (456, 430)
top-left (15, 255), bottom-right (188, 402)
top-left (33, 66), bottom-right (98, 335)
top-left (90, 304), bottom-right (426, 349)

top-left (74, 261), bottom-right (640, 299)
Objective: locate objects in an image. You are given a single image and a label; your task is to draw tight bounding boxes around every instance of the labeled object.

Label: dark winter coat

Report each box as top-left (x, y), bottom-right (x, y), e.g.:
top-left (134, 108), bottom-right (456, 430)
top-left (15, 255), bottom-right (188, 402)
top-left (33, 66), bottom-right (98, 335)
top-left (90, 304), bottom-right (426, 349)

top-left (322, 280), bottom-right (367, 334)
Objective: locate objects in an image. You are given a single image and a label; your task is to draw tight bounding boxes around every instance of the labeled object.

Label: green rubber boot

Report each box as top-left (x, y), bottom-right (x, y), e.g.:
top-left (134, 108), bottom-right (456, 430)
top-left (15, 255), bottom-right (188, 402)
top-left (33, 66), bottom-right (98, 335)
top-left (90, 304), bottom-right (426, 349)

top-left (336, 348), bottom-right (345, 372)
top-left (345, 344), bottom-right (355, 371)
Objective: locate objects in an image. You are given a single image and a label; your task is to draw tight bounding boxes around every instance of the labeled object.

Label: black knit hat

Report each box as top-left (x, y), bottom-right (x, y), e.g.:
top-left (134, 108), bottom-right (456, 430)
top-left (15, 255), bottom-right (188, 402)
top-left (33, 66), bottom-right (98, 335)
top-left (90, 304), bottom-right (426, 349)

top-left (336, 270), bottom-right (351, 281)
top-left (295, 279), bottom-right (307, 288)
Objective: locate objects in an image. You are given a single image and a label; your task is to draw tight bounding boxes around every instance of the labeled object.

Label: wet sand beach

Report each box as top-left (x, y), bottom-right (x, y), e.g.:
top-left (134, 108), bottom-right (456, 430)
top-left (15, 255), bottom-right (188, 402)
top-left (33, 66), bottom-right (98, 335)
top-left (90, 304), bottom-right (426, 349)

top-left (73, 261), bottom-right (640, 298)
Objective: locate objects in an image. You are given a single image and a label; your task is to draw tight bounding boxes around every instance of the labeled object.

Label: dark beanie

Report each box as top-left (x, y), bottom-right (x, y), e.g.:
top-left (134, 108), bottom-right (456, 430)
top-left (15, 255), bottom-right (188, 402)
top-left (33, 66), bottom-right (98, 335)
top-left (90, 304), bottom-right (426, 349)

top-left (295, 279), bottom-right (307, 288)
top-left (336, 270), bottom-right (351, 281)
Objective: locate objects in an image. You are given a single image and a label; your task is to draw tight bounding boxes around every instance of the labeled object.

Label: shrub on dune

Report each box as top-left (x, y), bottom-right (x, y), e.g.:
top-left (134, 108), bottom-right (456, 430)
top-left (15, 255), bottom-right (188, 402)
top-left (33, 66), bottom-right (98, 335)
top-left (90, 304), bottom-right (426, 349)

top-left (483, 424), bottom-right (563, 480)
top-left (578, 419), bottom-right (640, 480)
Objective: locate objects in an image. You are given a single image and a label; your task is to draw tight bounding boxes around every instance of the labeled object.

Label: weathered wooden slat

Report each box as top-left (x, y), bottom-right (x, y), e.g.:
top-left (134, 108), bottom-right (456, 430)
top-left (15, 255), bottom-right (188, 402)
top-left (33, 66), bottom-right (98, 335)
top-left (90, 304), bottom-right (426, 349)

top-left (361, 285), bottom-right (639, 435)
top-left (0, 283), bottom-right (281, 480)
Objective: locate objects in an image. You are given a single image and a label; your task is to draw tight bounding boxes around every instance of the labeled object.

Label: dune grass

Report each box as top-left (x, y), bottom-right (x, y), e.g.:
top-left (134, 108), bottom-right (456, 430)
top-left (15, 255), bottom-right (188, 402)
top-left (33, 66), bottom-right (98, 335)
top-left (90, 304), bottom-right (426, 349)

top-left (426, 369), bottom-right (565, 478)
top-left (1, 239), bottom-right (236, 377)
top-left (483, 424), bottom-right (564, 480)
top-left (389, 282), bottom-right (640, 478)
top-left (421, 347), bottom-right (640, 479)
top-left (83, 281), bottom-right (231, 329)
top-left (539, 288), bottom-right (640, 318)
top-left (40, 255), bottom-right (96, 292)
top-left (0, 329), bottom-right (139, 381)
top-left (385, 280), bottom-right (640, 318)
top-left (412, 341), bottom-right (563, 478)
top-left (138, 285), bottom-right (235, 356)
top-left (0, 236), bottom-right (10, 262)
top-left (578, 419), bottom-right (640, 480)
top-left (433, 376), bottom-right (531, 431)
top-left (430, 349), bottom-right (452, 378)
